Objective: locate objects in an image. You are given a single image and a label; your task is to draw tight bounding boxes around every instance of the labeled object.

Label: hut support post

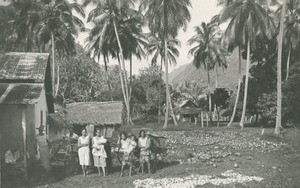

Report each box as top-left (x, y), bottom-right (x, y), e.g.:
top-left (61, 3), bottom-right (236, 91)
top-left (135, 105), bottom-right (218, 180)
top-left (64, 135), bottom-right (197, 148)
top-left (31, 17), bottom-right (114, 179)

top-left (206, 113), bottom-right (209, 127)
top-left (201, 112), bottom-right (204, 128)
top-left (0, 131), bottom-right (2, 188)
top-left (21, 106), bottom-right (28, 179)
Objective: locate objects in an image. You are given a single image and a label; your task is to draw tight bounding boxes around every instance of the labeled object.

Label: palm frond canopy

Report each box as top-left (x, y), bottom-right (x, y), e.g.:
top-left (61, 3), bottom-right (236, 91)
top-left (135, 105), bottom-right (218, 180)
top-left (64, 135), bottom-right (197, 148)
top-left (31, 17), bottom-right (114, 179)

top-left (1, 0), bottom-right (85, 55)
top-left (188, 22), bottom-right (227, 71)
top-left (140, 0), bottom-right (191, 38)
top-left (145, 34), bottom-right (180, 66)
top-left (219, 0), bottom-right (276, 51)
top-left (85, 0), bottom-right (146, 61)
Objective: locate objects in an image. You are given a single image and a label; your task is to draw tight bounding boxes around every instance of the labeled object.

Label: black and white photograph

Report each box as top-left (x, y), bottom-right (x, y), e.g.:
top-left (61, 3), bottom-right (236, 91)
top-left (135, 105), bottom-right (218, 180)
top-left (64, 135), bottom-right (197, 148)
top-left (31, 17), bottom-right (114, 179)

top-left (0, 0), bottom-right (299, 187)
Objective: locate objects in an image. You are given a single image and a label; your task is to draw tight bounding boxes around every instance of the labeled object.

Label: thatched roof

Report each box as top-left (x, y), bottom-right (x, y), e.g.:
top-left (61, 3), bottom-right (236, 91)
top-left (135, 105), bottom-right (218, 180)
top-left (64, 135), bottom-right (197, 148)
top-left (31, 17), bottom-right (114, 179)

top-left (66, 101), bottom-right (124, 126)
top-left (177, 99), bottom-right (201, 115)
top-left (178, 99), bottom-right (198, 108)
top-left (0, 83), bottom-right (43, 104)
top-left (0, 52), bottom-right (49, 82)
top-left (48, 114), bottom-right (70, 130)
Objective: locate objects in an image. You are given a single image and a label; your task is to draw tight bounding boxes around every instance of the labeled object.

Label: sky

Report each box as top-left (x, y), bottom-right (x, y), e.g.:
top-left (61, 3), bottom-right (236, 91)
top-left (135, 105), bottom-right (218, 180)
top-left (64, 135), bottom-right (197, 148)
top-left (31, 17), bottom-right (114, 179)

top-left (0, 0), bottom-right (223, 75)
top-left (76, 0), bottom-right (223, 75)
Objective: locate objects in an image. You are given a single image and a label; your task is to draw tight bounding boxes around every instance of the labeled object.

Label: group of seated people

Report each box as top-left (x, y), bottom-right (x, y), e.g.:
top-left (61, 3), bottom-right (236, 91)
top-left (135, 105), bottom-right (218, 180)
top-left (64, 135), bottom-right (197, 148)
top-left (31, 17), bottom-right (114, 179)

top-left (65, 127), bottom-right (152, 177)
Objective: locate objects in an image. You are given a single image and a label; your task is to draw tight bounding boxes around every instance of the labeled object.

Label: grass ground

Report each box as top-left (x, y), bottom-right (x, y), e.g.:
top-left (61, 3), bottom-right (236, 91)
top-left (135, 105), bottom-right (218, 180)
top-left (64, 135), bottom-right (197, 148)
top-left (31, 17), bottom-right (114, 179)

top-left (2, 121), bottom-right (300, 188)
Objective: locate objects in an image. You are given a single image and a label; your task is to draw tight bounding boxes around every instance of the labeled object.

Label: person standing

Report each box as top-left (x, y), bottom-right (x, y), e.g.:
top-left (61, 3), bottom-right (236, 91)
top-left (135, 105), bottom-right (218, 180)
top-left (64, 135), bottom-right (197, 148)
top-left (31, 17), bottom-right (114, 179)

top-left (78, 128), bottom-right (91, 176)
top-left (117, 132), bottom-right (134, 176)
top-left (66, 127), bottom-right (78, 140)
top-left (138, 130), bottom-right (151, 174)
top-left (92, 129), bottom-right (107, 176)
top-left (36, 125), bottom-right (51, 173)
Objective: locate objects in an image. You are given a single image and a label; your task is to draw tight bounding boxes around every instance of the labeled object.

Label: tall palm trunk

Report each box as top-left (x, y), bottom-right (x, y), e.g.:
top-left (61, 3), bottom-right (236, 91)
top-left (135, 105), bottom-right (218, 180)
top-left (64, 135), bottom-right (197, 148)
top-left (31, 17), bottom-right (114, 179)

top-left (275, 0), bottom-right (286, 135)
top-left (103, 55), bottom-right (113, 101)
top-left (113, 20), bottom-right (131, 125)
top-left (99, 21), bottom-right (113, 101)
top-left (158, 57), bottom-right (163, 124)
top-left (55, 60), bottom-right (60, 97)
top-left (163, 38), bottom-right (170, 129)
top-left (168, 93), bottom-right (178, 126)
top-left (51, 32), bottom-right (55, 97)
top-left (286, 43), bottom-right (291, 81)
top-left (117, 54), bottom-right (129, 118)
top-left (129, 54), bottom-right (132, 101)
top-left (215, 66), bottom-right (218, 88)
top-left (163, 0), bottom-right (169, 129)
top-left (239, 39), bottom-right (251, 129)
top-left (227, 46), bottom-right (242, 127)
top-left (206, 63), bottom-right (212, 125)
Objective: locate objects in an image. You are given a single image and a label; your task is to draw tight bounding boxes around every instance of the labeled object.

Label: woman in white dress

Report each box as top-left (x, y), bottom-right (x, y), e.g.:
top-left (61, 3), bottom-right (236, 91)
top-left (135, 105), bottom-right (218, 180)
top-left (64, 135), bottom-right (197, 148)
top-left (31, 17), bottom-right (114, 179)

top-left (78, 128), bottom-right (91, 176)
top-left (92, 129), bottom-right (107, 176)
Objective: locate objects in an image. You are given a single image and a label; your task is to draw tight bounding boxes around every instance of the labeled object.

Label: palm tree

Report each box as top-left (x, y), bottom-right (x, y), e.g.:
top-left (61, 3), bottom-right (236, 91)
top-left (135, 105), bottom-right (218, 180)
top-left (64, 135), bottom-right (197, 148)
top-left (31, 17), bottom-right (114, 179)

top-left (35, 0), bottom-right (85, 97)
top-left (220, 0), bottom-right (274, 128)
top-left (145, 34), bottom-right (180, 123)
top-left (140, 0), bottom-right (191, 128)
top-left (121, 17), bottom-right (147, 102)
top-left (282, 0), bottom-right (300, 80)
top-left (85, 18), bottom-right (114, 101)
top-left (213, 42), bottom-right (228, 88)
top-left (188, 22), bottom-right (225, 125)
top-left (85, 0), bottom-right (139, 125)
top-left (275, 0), bottom-right (287, 135)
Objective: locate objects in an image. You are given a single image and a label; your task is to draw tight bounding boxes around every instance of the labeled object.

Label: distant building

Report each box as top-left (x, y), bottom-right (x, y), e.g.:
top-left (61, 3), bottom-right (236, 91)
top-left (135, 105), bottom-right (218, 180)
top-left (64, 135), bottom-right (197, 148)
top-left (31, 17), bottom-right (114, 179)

top-left (66, 101), bottom-right (124, 138)
top-left (0, 52), bottom-right (54, 163)
top-left (177, 99), bottom-right (201, 124)
top-left (47, 104), bottom-right (70, 142)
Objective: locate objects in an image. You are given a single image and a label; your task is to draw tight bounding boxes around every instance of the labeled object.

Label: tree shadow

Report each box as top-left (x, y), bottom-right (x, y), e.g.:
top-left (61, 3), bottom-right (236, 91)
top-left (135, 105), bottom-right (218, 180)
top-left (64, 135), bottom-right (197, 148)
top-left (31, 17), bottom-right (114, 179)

top-left (153, 160), bottom-right (180, 172)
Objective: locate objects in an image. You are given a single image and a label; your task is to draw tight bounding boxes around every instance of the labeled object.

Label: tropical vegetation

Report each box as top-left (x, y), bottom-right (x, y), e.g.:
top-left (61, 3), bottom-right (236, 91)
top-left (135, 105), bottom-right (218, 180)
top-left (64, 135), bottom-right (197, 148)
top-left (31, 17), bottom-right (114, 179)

top-left (0, 0), bottom-right (299, 132)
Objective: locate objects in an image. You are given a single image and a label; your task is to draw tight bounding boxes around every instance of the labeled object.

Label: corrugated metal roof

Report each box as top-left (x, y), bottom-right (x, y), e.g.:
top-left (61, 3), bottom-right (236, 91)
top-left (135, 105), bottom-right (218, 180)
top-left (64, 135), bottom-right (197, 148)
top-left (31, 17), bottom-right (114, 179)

top-left (0, 83), bottom-right (43, 104)
top-left (0, 52), bottom-right (49, 82)
top-left (66, 101), bottom-right (124, 126)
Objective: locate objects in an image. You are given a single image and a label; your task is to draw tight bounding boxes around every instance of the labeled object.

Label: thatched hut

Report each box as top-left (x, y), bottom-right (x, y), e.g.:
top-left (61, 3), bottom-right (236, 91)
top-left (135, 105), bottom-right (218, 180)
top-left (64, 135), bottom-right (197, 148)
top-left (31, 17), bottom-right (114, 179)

top-left (177, 99), bottom-right (201, 123)
top-left (66, 101), bottom-right (124, 137)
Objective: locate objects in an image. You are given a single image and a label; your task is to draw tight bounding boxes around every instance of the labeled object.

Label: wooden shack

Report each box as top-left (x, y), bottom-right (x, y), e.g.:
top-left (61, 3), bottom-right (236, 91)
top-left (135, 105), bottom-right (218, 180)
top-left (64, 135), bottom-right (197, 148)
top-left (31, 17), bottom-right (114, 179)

top-left (177, 99), bottom-right (201, 124)
top-left (0, 52), bottom-right (54, 171)
top-left (66, 101), bottom-right (124, 137)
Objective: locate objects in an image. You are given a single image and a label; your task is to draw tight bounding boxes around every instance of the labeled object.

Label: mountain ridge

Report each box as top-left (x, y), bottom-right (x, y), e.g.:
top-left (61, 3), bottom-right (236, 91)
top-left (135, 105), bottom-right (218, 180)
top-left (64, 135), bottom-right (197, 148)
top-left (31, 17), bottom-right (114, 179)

top-left (168, 48), bottom-right (245, 91)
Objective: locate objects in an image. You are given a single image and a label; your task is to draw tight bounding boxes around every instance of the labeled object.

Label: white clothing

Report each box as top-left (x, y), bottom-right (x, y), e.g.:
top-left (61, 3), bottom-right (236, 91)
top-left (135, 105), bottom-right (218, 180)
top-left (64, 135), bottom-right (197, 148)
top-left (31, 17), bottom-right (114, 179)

top-left (92, 136), bottom-right (107, 157)
top-left (124, 140), bottom-right (137, 154)
top-left (120, 138), bottom-right (130, 152)
top-left (78, 136), bottom-right (91, 166)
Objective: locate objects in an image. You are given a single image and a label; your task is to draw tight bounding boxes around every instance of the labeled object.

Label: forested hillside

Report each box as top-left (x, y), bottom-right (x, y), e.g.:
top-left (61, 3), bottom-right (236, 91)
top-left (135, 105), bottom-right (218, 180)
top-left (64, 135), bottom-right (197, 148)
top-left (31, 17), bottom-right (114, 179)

top-left (169, 49), bottom-right (245, 91)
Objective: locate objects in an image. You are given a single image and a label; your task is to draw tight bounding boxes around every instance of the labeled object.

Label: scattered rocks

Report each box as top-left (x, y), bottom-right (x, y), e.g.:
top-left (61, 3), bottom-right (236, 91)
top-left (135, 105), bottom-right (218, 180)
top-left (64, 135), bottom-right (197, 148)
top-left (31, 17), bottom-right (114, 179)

top-left (133, 170), bottom-right (263, 188)
top-left (152, 130), bottom-right (282, 165)
top-left (229, 157), bottom-right (236, 162)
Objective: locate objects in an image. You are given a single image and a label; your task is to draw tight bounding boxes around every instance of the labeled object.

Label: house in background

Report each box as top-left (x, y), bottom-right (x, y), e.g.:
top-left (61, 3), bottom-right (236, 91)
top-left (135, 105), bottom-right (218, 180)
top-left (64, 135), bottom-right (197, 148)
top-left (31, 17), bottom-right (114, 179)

top-left (177, 99), bottom-right (201, 124)
top-left (66, 101), bottom-right (124, 138)
top-left (0, 52), bottom-right (54, 167)
top-left (47, 104), bottom-right (70, 142)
